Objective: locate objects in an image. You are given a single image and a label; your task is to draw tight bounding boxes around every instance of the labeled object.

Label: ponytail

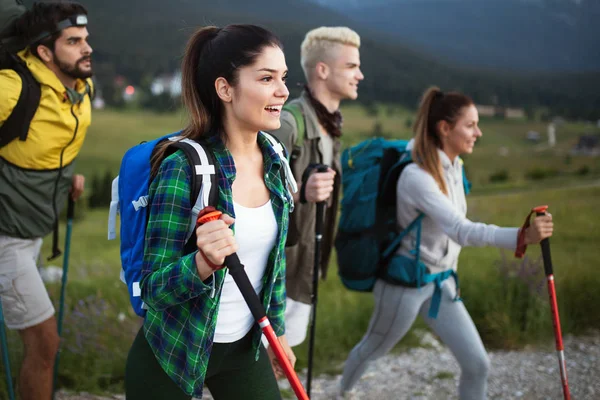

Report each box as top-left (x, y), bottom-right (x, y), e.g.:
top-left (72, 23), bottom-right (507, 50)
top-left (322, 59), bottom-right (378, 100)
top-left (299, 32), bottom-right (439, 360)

top-left (150, 26), bottom-right (220, 177)
top-left (411, 86), bottom-right (473, 196)
top-left (412, 87), bottom-right (448, 195)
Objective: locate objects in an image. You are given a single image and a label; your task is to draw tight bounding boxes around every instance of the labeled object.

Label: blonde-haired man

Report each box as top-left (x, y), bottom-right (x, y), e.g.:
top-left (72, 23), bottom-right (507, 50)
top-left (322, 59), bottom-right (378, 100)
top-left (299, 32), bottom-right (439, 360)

top-left (268, 26), bottom-right (364, 364)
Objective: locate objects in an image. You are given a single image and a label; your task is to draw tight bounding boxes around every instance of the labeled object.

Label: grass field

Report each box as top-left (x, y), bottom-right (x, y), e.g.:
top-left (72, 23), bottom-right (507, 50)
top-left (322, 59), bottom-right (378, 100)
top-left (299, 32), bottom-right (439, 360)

top-left (78, 106), bottom-right (600, 190)
top-left (1, 108), bottom-right (599, 396)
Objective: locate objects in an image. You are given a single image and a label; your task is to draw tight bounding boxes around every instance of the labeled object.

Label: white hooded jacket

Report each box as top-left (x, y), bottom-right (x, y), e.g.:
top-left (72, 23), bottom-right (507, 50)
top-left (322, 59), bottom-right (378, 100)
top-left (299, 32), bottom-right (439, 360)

top-left (395, 140), bottom-right (518, 274)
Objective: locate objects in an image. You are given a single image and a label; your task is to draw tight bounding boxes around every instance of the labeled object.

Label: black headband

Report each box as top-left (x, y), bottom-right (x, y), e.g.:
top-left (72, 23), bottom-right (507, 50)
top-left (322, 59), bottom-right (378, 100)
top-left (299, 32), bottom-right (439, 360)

top-left (30, 14), bottom-right (88, 45)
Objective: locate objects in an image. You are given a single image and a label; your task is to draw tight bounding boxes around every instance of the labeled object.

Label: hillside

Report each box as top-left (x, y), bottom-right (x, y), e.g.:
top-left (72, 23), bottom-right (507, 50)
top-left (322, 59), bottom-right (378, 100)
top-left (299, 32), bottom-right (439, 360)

top-left (320, 0), bottom-right (600, 73)
top-left (22, 0), bottom-right (600, 119)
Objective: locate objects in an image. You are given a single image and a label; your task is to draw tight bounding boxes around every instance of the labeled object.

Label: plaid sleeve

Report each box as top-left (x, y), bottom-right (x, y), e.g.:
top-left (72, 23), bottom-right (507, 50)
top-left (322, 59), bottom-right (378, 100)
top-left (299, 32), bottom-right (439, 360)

top-left (268, 262), bottom-right (286, 336)
top-left (140, 151), bottom-right (214, 311)
top-left (265, 163), bottom-right (289, 336)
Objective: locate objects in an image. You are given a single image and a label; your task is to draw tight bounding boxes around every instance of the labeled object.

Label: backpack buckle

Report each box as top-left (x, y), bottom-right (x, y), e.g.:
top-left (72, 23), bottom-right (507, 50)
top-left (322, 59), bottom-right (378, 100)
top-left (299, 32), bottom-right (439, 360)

top-left (132, 195), bottom-right (149, 211)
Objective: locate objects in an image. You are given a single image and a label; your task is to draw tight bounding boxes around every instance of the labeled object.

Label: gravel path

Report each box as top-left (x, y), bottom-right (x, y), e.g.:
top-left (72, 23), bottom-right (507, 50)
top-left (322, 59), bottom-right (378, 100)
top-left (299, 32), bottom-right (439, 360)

top-left (56, 331), bottom-right (599, 400)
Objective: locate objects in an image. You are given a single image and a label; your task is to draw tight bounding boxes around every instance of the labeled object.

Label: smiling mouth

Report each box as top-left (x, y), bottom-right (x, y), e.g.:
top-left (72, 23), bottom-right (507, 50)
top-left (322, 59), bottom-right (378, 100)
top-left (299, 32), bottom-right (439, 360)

top-left (265, 105), bottom-right (282, 114)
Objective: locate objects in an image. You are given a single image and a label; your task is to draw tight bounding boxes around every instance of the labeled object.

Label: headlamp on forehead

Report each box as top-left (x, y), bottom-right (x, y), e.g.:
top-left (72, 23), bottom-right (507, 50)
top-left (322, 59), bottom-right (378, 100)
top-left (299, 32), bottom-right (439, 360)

top-left (30, 14), bottom-right (88, 45)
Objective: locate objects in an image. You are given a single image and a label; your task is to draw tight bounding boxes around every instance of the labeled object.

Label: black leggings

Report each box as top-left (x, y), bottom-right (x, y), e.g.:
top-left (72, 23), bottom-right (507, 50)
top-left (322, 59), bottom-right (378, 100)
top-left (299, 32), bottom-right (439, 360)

top-left (125, 327), bottom-right (281, 400)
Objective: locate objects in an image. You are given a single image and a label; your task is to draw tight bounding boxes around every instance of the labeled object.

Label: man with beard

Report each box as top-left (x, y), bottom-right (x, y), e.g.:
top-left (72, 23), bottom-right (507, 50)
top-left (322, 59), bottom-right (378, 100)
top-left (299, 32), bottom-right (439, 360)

top-left (0, 2), bottom-right (93, 399)
top-left (266, 26), bottom-right (363, 367)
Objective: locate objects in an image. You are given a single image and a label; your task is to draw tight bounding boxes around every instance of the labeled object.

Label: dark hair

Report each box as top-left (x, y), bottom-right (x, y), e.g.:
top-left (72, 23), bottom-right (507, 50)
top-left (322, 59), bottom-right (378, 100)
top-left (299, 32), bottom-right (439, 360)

top-left (14, 1), bottom-right (88, 57)
top-left (151, 24), bottom-right (283, 175)
top-left (412, 86), bottom-right (474, 195)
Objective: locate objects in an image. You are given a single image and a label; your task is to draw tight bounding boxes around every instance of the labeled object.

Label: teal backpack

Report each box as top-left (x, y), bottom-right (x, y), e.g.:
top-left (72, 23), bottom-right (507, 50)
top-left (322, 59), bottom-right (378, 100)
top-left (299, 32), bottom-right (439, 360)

top-left (334, 137), bottom-right (471, 318)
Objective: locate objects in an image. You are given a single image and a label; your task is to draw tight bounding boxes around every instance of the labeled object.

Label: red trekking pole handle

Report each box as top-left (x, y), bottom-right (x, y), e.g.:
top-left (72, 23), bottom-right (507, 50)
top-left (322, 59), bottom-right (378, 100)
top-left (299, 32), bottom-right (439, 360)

top-left (197, 209), bottom-right (309, 400)
top-left (535, 207), bottom-right (570, 400)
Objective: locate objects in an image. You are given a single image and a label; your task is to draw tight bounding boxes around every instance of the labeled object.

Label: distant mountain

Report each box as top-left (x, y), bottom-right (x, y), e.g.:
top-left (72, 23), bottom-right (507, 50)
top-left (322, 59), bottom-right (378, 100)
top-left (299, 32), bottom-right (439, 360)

top-left (316, 0), bottom-right (600, 73)
top-left (21, 0), bottom-right (600, 119)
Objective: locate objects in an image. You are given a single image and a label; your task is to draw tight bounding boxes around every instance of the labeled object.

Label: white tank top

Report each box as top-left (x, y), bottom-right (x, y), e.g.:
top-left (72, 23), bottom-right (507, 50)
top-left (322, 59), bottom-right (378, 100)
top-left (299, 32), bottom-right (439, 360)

top-left (213, 199), bottom-right (278, 343)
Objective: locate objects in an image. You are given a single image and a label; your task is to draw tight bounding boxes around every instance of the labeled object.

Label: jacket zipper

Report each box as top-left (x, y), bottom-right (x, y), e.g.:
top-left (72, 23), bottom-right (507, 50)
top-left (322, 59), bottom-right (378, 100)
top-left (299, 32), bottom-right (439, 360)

top-left (52, 103), bottom-right (80, 229)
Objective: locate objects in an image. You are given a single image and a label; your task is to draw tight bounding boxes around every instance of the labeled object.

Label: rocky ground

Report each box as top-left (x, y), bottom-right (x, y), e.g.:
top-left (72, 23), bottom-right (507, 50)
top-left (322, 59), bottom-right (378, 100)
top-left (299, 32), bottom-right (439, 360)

top-left (56, 331), bottom-right (599, 400)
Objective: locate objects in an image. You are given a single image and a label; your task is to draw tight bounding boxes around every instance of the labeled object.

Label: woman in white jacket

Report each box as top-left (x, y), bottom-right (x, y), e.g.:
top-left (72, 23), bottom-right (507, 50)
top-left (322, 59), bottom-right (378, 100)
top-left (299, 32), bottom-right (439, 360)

top-left (340, 87), bottom-right (554, 399)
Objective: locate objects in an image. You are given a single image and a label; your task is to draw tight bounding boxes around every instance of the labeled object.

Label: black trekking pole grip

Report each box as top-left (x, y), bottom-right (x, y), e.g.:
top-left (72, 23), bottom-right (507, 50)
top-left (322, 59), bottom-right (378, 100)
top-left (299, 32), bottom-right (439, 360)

top-left (313, 156), bottom-right (328, 216)
top-left (536, 211), bottom-right (553, 276)
top-left (315, 165), bottom-right (329, 237)
top-left (224, 254), bottom-right (266, 321)
top-left (67, 197), bottom-right (75, 220)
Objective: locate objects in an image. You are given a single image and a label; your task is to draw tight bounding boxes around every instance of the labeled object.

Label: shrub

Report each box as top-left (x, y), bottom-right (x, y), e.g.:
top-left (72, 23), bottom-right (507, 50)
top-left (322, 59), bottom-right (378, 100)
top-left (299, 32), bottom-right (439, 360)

top-left (489, 169), bottom-right (510, 183)
top-left (525, 167), bottom-right (559, 181)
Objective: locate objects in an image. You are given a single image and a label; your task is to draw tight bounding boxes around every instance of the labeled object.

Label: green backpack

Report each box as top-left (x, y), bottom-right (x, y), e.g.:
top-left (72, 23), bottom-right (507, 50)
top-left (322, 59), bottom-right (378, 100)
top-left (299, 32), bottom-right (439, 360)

top-left (282, 102), bottom-right (306, 162)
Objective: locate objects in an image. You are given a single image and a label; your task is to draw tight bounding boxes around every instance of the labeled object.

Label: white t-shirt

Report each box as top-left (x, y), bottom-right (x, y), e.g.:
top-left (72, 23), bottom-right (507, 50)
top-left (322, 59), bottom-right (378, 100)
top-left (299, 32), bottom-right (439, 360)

top-left (213, 199), bottom-right (278, 343)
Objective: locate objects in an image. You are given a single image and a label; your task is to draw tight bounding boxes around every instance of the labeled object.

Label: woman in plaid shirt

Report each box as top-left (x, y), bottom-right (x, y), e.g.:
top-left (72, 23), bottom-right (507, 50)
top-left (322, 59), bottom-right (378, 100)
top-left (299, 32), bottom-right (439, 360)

top-left (125, 24), bottom-right (295, 399)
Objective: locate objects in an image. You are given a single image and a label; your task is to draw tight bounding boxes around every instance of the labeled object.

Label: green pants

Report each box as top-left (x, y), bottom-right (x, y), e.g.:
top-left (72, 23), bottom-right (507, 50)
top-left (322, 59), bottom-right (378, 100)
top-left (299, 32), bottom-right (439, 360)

top-left (125, 327), bottom-right (281, 400)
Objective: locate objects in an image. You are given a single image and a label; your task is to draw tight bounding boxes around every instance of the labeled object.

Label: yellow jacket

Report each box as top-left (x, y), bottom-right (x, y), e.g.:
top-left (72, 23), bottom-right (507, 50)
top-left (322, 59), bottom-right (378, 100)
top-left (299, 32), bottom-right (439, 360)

top-left (0, 49), bottom-right (92, 169)
top-left (0, 49), bottom-right (93, 239)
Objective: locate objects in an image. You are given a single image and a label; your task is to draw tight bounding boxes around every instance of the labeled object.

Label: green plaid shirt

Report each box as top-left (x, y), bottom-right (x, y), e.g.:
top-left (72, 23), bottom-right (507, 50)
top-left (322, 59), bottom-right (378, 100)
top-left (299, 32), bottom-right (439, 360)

top-left (140, 133), bottom-right (290, 398)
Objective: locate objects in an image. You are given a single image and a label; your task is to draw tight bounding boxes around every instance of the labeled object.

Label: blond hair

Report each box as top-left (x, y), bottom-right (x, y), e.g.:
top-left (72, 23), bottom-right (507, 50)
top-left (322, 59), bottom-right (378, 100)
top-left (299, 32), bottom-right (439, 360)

top-left (300, 26), bottom-right (360, 80)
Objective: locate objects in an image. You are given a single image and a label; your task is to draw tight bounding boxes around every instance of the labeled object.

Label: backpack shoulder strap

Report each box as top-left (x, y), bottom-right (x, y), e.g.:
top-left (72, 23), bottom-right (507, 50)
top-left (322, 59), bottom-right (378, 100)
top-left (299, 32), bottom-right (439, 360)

top-left (167, 137), bottom-right (219, 245)
top-left (260, 131), bottom-right (298, 208)
top-left (283, 102), bottom-right (306, 150)
top-left (458, 157), bottom-right (471, 195)
top-left (378, 148), bottom-right (413, 209)
top-left (0, 55), bottom-right (41, 148)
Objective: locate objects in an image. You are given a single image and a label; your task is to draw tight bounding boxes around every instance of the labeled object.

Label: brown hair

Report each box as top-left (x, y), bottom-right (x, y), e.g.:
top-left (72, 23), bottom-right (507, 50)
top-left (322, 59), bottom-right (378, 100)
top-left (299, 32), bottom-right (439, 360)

top-left (411, 86), bottom-right (473, 195)
top-left (150, 24), bottom-right (283, 176)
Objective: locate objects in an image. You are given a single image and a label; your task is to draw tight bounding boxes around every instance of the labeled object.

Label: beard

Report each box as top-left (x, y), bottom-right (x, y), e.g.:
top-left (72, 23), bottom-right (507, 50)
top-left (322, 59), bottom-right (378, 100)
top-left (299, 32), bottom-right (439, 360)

top-left (53, 54), bottom-right (93, 80)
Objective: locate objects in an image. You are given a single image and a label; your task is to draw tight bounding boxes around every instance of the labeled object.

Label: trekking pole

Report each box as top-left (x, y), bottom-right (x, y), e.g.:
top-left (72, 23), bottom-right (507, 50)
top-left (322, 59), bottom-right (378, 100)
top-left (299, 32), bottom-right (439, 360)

top-left (53, 197), bottom-right (75, 398)
top-left (307, 164), bottom-right (328, 397)
top-left (535, 206), bottom-right (570, 400)
top-left (0, 302), bottom-right (16, 400)
top-left (197, 210), bottom-right (309, 400)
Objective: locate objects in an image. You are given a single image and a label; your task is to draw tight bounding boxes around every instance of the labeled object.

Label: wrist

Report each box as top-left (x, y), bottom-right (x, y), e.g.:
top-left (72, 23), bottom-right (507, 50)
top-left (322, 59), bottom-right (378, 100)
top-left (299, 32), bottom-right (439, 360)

top-left (522, 227), bottom-right (531, 246)
top-left (514, 227), bottom-right (528, 258)
top-left (195, 251), bottom-right (217, 280)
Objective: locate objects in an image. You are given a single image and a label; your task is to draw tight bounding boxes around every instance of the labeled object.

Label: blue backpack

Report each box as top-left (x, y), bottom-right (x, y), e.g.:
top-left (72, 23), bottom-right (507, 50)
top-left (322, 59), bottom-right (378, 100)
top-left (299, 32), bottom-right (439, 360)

top-left (335, 137), bottom-right (471, 318)
top-left (107, 132), bottom-right (296, 317)
top-left (107, 133), bottom-right (219, 317)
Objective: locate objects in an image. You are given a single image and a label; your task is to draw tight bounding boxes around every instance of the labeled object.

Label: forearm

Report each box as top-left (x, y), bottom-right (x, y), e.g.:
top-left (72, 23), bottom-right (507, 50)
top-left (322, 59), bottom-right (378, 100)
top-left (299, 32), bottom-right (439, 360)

top-left (402, 169), bottom-right (518, 248)
top-left (141, 252), bottom-right (214, 311)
